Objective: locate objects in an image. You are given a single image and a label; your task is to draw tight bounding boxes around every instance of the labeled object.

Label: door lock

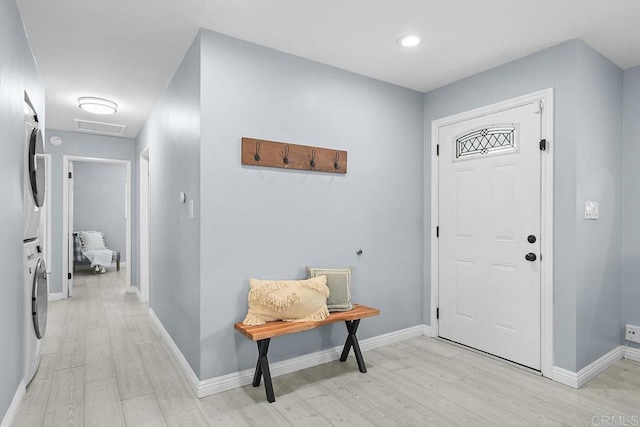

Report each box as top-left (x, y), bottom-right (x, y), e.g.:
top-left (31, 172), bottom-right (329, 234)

top-left (527, 235), bottom-right (536, 244)
top-left (525, 253), bottom-right (537, 262)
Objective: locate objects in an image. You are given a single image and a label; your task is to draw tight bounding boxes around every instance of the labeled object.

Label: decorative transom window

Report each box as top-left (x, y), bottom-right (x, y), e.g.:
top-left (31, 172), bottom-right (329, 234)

top-left (455, 125), bottom-right (518, 160)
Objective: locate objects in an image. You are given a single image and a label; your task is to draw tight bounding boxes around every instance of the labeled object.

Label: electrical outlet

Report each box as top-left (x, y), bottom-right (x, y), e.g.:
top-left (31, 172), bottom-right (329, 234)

top-left (626, 324), bottom-right (640, 344)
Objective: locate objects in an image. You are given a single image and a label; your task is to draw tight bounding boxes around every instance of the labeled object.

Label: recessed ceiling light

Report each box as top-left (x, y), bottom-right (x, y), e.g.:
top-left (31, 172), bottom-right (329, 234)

top-left (78, 97), bottom-right (117, 115)
top-left (397, 35), bottom-right (420, 48)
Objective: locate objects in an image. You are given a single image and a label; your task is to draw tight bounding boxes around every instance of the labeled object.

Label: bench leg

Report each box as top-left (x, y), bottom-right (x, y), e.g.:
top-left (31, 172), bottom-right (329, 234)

top-left (252, 339), bottom-right (275, 403)
top-left (339, 319), bottom-right (367, 373)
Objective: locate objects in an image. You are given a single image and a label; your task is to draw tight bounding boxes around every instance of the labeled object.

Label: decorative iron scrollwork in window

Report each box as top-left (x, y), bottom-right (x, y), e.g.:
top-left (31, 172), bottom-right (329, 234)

top-left (456, 125), bottom-right (517, 159)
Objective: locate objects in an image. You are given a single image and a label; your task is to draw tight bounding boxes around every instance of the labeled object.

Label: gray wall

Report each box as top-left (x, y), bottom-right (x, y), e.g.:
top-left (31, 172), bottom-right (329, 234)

top-left (198, 30), bottom-right (424, 379)
top-left (136, 35), bottom-right (202, 375)
top-left (45, 129), bottom-right (136, 294)
top-left (423, 40), bottom-right (624, 372)
top-left (0, 0), bottom-right (44, 419)
top-left (623, 65), bottom-right (640, 351)
top-left (574, 45), bottom-right (623, 369)
top-left (73, 162), bottom-right (127, 261)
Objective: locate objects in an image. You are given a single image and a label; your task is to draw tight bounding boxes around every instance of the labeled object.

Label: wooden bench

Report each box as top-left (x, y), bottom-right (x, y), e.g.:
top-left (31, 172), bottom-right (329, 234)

top-left (234, 304), bottom-right (380, 402)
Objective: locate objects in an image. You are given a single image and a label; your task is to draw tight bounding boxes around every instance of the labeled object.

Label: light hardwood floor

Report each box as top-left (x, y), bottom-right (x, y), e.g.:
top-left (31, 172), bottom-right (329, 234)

top-left (14, 269), bottom-right (640, 426)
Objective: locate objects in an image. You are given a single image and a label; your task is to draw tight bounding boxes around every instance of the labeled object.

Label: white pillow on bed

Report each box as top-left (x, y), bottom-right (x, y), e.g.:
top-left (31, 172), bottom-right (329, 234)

top-left (78, 231), bottom-right (106, 251)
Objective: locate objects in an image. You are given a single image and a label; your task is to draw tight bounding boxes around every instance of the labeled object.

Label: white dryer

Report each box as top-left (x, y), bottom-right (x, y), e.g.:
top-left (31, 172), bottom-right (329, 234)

top-left (23, 240), bottom-right (48, 383)
top-left (24, 93), bottom-right (45, 242)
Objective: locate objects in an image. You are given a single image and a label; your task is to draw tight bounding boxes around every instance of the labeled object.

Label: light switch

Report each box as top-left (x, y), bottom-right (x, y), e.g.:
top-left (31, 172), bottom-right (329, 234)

top-left (189, 200), bottom-right (194, 218)
top-left (584, 201), bottom-right (599, 220)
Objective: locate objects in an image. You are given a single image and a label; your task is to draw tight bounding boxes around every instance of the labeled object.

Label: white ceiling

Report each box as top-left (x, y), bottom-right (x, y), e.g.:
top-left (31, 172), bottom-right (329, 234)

top-left (16, 0), bottom-right (640, 139)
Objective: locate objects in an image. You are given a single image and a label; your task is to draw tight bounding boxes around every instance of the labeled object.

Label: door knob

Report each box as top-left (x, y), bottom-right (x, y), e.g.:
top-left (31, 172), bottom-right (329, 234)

top-left (525, 253), bottom-right (537, 262)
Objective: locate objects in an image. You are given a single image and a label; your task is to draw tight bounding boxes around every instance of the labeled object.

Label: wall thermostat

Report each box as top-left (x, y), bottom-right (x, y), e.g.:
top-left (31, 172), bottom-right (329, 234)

top-left (49, 136), bottom-right (62, 146)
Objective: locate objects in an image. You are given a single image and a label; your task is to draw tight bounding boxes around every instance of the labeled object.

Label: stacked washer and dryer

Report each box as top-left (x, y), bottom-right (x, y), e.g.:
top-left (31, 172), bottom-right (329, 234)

top-left (23, 93), bottom-right (48, 385)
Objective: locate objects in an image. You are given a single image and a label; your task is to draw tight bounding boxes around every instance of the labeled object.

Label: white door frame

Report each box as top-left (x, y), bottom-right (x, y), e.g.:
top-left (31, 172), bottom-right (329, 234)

top-left (430, 88), bottom-right (554, 377)
top-left (139, 145), bottom-right (150, 303)
top-left (66, 160), bottom-right (74, 296)
top-left (37, 154), bottom-right (53, 297)
top-left (62, 155), bottom-right (132, 297)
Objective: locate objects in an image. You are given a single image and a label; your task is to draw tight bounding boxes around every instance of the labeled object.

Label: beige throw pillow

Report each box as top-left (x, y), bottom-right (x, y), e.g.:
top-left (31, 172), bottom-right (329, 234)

top-left (242, 276), bottom-right (330, 326)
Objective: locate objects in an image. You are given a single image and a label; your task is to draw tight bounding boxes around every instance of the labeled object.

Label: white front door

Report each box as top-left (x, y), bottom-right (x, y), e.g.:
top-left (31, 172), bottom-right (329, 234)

top-left (438, 101), bottom-right (542, 370)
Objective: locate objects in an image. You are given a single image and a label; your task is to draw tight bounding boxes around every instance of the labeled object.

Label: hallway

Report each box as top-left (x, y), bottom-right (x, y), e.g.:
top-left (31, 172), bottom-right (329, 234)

top-left (14, 269), bottom-right (205, 426)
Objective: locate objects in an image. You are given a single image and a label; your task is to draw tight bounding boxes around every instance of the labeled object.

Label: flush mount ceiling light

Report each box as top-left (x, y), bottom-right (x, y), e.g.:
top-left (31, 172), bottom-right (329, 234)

top-left (397, 35), bottom-right (421, 48)
top-left (78, 97), bottom-right (117, 115)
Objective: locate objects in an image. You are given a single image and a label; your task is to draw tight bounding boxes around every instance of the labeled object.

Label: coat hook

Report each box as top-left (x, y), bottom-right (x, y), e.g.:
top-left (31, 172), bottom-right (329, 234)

top-left (281, 145), bottom-right (290, 165)
top-left (254, 141), bottom-right (261, 162)
top-left (333, 152), bottom-right (340, 170)
top-left (309, 149), bottom-right (316, 168)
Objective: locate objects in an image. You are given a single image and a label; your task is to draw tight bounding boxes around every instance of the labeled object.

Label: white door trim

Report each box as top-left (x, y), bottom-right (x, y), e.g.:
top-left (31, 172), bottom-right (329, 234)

top-left (36, 153), bottom-right (52, 293)
top-left (65, 160), bottom-right (74, 297)
top-left (62, 155), bottom-right (132, 297)
top-left (139, 145), bottom-right (150, 303)
top-left (429, 88), bottom-right (554, 377)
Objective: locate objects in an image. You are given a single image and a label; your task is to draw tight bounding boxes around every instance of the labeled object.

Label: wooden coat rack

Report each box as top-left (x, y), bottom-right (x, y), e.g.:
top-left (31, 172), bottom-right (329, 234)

top-left (241, 137), bottom-right (348, 174)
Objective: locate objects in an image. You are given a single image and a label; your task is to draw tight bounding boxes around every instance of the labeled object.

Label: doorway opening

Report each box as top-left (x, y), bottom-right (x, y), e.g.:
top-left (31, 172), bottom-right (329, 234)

top-left (62, 156), bottom-right (132, 297)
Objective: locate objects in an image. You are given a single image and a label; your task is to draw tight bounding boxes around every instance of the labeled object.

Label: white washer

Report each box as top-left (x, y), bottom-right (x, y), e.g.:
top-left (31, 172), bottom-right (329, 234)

top-left (24, 240), bottom-right (48, 384)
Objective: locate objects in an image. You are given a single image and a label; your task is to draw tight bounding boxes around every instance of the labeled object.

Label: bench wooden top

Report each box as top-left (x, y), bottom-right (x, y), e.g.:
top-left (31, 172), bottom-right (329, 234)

top-left (234, 304), bottom-right (380, 341)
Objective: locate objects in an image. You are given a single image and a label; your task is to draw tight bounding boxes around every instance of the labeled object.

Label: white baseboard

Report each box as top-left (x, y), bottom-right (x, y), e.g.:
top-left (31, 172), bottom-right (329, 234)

top-left (148, 309), bottom-right (202, 396)
top-left (149, 313), bottom-right (637, 397)
top-left (197, 324), bottom-right (426, 398)
top-left (1, 379), bottom-right (26, 427)
top-left (48, 292), bottom-right (65, 301)
top-left (422, 324), bottom-right (435, 337)
top-left (149, 310), bottom-right (429, 399)
top-left (552, 346), bottom-right (624, 388)
top-left (551, 366), bottom-right (580, 389)
top-left (360, 325), bottom-right (426, 352)
top-left (624, 345), bottom-right (640, 362)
